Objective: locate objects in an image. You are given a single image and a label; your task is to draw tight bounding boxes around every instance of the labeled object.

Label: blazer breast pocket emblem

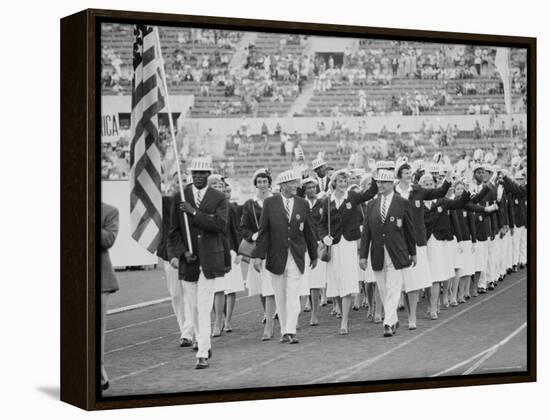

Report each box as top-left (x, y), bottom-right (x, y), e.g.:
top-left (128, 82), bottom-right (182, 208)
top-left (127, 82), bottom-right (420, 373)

top-left (299, 222), bottom-right (304, 231)
top-left (463, 211), bottom-right (467, 217)
top-left (479, 215), bottom-right (483, 221)
top-left (390, 216), bottom-right (395, 222)
top-left (296, 213), bottom-right (301, 220)
top-left (437, 206), bottom-right (443, 213)
top-left (415, 200), bottom-right (421, 208)
top-left (319, 207), bottom-right (323, 215)
top-left (396, 218), bottom-right (402, 228)
top-left (346, 202), bottom-right (352, 210)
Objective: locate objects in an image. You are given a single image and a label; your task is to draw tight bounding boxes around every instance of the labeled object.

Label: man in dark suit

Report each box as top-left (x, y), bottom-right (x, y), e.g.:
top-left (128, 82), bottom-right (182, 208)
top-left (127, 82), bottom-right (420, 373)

top-left (101, 202), bottom-right (120, 391)
top-left (359, 169), bottom-right (417, 337)
top-left (167, 157), bottom-right (228, 369)
top-left (253, 170), bottom-right (318, 344)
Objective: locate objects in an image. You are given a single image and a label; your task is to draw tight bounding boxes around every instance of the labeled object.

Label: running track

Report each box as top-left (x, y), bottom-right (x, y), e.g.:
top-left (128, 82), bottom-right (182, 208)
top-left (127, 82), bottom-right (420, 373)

top-left (103, 269), bottom-right (527, 396)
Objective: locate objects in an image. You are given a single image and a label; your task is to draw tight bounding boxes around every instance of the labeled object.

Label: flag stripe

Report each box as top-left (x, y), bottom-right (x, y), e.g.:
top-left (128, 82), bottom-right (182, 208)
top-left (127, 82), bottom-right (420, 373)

top-left (129, 24), bottom-right (164, 254)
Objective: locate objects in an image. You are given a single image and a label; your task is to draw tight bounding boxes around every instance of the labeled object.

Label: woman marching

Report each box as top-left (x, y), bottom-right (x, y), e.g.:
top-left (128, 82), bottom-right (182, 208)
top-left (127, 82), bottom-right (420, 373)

top-left (239, 169), bottom-right (277, 340)
top-left (319, 169), bottom-right (378, 334)
top-left (394, 159), bottom-right (451, 329)
top-left (449, 179), bottom-right (494, 304)
top-left (207, 174), bottom-right (231, 337)
top-left (424, 167), bottom-right (498, 317)
top-left (222, 179), bottom-right (245, 333)
top-left (301, 177), bottom-right (327, 326)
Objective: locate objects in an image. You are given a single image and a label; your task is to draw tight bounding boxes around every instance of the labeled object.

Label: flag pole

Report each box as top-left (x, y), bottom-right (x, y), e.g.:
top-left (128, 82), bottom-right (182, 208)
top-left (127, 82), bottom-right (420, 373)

top-left (154, 27), bottom-right (193, 255)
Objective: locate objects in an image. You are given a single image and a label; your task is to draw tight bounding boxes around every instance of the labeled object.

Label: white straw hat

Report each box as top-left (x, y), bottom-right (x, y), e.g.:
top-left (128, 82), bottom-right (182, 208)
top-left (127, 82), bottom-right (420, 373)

top-left (311, 157), bottom-right (328, 170)
top-left (275, 169), bottom-right (301, 185)
top-left (188, 156), bottom-right (213, 172)
top-left (373, 169), bottom-right (395, 182)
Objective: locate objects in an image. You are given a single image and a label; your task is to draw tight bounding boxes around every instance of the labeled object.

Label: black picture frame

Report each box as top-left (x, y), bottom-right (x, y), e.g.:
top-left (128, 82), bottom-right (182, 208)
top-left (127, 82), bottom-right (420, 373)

top-left (60, 8), bottom-right (536, 410)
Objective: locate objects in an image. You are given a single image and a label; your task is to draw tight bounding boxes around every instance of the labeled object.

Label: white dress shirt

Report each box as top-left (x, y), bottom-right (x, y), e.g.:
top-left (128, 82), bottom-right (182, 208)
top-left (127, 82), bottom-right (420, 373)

top-left (282, 196), bottom-right (294, 221)
top-left (192, 185), bottom-right (208, 209)
top-left (380, 192), bottom-right (394, 218)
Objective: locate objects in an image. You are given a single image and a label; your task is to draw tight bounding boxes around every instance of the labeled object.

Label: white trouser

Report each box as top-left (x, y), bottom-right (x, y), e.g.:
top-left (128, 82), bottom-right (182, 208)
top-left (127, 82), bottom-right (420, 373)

top-left (196, 273), bottom-right (216, 358)
top-left (271, 250), bottom-right (303, 336)
top-left (505, 232), bottom-right (513, 271)
top-left (480, 238), bottom-right (495, 288)
top-left (164, 262), bottom-right (186, 338)
top-left (512, 228), bottom-right (521, 266)
top-left (373, 247), bottom-right (404, 328)
top-left (181, 281), bottom-right (198, 342)
top-left (519, 227), bottom-right (527, 265)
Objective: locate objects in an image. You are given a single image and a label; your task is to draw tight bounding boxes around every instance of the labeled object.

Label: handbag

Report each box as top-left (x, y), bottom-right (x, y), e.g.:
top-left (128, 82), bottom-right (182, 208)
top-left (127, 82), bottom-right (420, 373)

top-left (238, 202), bottom-right (260, 258)
top-left (318, 196), bottom-right (332, 262)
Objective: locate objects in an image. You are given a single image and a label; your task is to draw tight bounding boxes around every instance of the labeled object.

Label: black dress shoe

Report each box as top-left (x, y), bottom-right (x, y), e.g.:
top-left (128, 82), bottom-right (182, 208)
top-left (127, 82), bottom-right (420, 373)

top-left (195, 358), bottom-right (209, 369)
top-left (478, 288), bottom-right (487, 294)
top-left (101, 381), bottom-right (110, 391)
top-left (383, 325), bottom-right (393, 337)
top-left (488, 283), bottom-right (495, 291)
top-left (179, 337), bottom-right (193, 347)
top-left (192, 341), bottom-right (198, 351)
top-left (288, 334), bottom-right (299, 344)
top-left (280, 334), bottom-right (289, 343)
top-left (208, 349), bottom-right (212, 359)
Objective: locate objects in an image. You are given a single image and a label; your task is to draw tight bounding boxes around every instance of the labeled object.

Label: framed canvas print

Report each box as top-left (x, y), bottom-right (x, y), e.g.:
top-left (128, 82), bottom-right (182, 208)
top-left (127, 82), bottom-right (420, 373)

top-left (60, 8), bottom-right (536, 410)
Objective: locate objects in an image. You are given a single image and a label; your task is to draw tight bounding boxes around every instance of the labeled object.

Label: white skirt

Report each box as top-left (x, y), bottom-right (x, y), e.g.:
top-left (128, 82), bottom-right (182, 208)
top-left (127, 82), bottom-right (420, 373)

top-left (225, 251), bottom-right (245, 295)
top-left (448, 238), bottom-right (462, 269)
top-left (326, 237), bottom-right (360, 297)
top-left (305, 251), bottom-right (327, 290)
top-left (214, 276), bottom-right (228, 293)
top-left (473, 240), bottom-right (488, 272)
top-left (426, 237), bottom-right (454, 283)
top-left (402, 245), bottom-right (432, 292)
top-left (457, 240), bottom-right (475, 277)
top-left (246, 263), bottom-right (275, 297)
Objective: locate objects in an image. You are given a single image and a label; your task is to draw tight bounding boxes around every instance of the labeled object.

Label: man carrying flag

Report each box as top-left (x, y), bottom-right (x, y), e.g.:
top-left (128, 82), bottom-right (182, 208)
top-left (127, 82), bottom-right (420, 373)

top-left (168, 157), bottom-right (228, 369)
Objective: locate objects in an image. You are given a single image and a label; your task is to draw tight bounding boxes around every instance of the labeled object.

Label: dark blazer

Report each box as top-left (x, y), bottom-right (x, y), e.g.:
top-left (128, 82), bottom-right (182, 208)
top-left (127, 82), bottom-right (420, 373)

top-left (470, 184), bottom-right (494, 242)
top-left (306, 197), bottom-right (325, 241)
top-left (253, 195), bottom-right (318, 275)
top-left (502, 176), bottom-right (527, 228)
top-left (451, 207), bottom-right (478, 243)
top-left (101, 202), bottom-right (119, 293)
top-left (227, 202), bottom-right (241, 252)
top-left (359, 194), bottom-right (416, 271)
top-left (319, 182), bottom-right (378, 245)
top-left (394, 180), bottom-right (451, 247)
top-left (239, 198), bottom-right (263, 243)
top-left (167, 184), bottom-right (228, 282)
top-left (425, 192), bottom-right (472, 241)
top-left (157, 195), bottom-right (173, 262)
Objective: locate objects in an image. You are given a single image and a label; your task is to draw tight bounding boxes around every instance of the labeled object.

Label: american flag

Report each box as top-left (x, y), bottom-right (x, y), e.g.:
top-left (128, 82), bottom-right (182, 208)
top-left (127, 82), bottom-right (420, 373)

top-left (129, 25), bottom-right (165, 253)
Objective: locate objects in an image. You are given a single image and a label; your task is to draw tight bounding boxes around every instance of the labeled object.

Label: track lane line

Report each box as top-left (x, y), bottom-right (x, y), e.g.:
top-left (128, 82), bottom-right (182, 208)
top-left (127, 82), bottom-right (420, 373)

top-left (461, 322), bottom-right (526, 375)
top-left (431, 322), bottom-right (526, 377)
top-left (306, 275), bottom-right (525, 384)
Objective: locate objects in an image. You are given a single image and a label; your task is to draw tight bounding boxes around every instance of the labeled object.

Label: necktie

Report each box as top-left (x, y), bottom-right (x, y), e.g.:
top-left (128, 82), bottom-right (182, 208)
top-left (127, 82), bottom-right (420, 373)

top-left (381, 196), bottom-right (387, 223)
top-left (196, 189), bottom-right (202, 208)
top-left (284, 198), bottom-right (291, 221)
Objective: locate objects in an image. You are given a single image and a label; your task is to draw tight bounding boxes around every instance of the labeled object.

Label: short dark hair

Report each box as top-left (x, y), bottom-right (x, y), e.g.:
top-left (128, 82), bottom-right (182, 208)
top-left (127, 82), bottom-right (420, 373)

top-left (253, 172), bottom-right (272, 187)
top-left (396, 163), bottom-right (411, 179)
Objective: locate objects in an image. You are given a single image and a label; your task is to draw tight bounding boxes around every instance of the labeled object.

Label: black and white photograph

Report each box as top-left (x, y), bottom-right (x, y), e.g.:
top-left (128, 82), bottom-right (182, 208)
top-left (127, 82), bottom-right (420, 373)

top-left (99, 20), bottom-right (530, 398)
